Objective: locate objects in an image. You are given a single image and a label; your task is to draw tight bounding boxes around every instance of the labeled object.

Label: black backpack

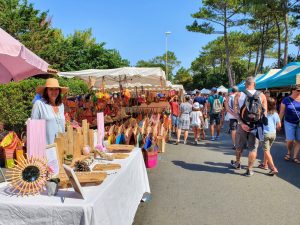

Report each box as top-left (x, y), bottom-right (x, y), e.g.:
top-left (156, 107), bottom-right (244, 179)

top-left (240, 90), bottom-right (263, 125)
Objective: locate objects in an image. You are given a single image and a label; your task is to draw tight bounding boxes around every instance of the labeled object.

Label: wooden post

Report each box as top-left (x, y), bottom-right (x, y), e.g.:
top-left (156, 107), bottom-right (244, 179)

top-left (82, 119), bottom-right (89, 146)
top-left (88, 129), bottom-right (94, 149)
top-left (73, 129), bottom-right (81, 159)
top-left (54, 136), bottom-right (64, 172)
top-left (67, 125), bottom-right (73, 155)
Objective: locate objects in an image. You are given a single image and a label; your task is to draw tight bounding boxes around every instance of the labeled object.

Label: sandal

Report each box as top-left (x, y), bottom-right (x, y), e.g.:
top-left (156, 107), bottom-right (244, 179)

top-left (292, 158), bottom-right (300, 164)
top-left (258, 163), bottom-right (268, 170)
top-left (268, 169), bottom-right (279, 176)
top-left (284, 154), bottom-right (291, 161)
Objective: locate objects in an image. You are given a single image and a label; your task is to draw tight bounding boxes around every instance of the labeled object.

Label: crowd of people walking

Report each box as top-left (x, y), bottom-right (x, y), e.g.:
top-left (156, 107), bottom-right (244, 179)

top-left (169, 76), bottom-right (300, 177)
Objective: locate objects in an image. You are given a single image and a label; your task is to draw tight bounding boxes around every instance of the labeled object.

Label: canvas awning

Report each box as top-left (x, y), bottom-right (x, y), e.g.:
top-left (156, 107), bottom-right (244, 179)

top-left (0, 28), bottom-right (49, 83)
top-left (256, 63), bottom-right (300, 89)
top-left (58, 67), bottom-right (167, 88)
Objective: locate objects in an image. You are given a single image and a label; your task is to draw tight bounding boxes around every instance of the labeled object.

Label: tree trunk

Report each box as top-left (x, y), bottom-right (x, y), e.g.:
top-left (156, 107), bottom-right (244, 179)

top-left (247, 50), bottom-right (252, 72)
top-left (283, 9), bottom-right (289, 66)
top-left (274, 14), bottom-right (281, 68)
top-left (254, 47), bottom-right (260, 76)
top-left (256, 23), bottom-right (265, 75)
top-left (258, 21), bottom-right (269, 73)
top-left (223, 5), bottom-right (233, 86)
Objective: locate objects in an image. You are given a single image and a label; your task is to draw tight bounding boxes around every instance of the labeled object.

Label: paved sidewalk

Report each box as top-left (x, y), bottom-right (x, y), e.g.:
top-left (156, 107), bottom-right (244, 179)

top-left (133, 130), bottom-right (300, 225)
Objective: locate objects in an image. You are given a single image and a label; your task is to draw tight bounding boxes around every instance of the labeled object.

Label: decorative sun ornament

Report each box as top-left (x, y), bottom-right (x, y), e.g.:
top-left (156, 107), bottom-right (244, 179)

top-left (6, 156), bottom-right (49, 196)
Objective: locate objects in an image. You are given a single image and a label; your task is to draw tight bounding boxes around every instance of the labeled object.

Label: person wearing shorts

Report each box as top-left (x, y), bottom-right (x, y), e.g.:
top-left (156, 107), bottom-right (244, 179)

top-left (258, 97), bottom-right (281, 175)
top-left (208, 87), bottom-right (224, 141)
top-left (279, 84), bottom-right (300, 164)
top-left (230, 76), bottom-right (267, 177)
top-left (169, 95), bottom-right (180, 135)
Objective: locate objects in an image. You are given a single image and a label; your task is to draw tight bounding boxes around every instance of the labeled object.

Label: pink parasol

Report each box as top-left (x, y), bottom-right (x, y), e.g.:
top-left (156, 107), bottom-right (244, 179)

top-left (0, 28), bottom-right (49, 83)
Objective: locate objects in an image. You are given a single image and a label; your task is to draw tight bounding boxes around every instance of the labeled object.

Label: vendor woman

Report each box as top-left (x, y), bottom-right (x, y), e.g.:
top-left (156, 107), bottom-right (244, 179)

top-left (31, 78), bottom-right (69, 145)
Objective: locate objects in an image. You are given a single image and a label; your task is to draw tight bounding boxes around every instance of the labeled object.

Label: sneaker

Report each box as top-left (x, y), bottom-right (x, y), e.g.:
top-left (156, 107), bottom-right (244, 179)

top-left (183, 140), bottom-right (187, 145)
top-left (194, 140), bottom-right (198, 145)
top-left (174, 141), bottom-right (179, 145)
top-left (211, 137), bottom-right (215, 141)
top-left (244, 169), bottom-right (254, 177)
top-left (230, 160), bottom-right (241, 169)
top-left (232, 145), bottom-right (236, 150)
top-left (196, 140), bottom-right (200, 145)
top-left (215, 136), bottom-right (219, 140)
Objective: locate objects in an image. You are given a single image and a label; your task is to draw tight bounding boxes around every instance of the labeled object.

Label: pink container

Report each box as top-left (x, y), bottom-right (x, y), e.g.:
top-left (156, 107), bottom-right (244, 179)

top-left (144, 151), bottom-right (158, 169)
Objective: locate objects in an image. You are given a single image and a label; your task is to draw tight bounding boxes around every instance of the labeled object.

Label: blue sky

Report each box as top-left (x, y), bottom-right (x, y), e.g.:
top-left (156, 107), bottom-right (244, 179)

top-left (29, 0), bottom-right (298, 71)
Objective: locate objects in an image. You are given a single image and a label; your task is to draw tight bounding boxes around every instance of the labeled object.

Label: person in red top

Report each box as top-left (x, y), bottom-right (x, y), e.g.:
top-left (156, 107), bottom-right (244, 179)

top-left (170, 95), bottom-right (180, 135)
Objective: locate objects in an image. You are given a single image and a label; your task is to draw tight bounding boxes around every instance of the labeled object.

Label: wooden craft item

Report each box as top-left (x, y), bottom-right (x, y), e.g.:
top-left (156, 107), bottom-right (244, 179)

top-left (67, 125), bottom-right (74, 155)
top-left (92, 163), bottom-right (121, 171)
top-left (94, 149), bottom-right (114, 161)
top-left (111, 153), bottom-right (129, 159)
top-left (26, 119), bottom-right (46, 158)
top-left (88, 129), bottom-right (94, 149)
top-left (106, 144), bottom-right (134, 152)
top-left (157, 135), bottom-right (166, 153)
top-left (63, 164), bottom-right (84, 198)
top-left (54, 136), bottom-right (65, 172)
top-left (6, 156), bottom-right (49, 196)
top-left (59, 170), bottom-right (107, 187)
top-left (82, 119), bottom-right (89, 146)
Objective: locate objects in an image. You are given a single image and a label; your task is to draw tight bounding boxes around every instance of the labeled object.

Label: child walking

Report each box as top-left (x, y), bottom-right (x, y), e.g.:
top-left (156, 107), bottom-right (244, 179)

top-left (190, 102), bottom-right (205, 145)
top-left (258, 97), bottom-right (281, 175)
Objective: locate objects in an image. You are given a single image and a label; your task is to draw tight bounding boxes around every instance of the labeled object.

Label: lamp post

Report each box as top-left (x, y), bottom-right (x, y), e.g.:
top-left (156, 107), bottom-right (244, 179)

top-left (165, 31), bottom-right (171, 80)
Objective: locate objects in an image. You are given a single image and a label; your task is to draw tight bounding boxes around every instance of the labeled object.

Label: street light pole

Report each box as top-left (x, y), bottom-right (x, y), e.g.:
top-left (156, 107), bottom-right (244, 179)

top-left (165, 31), bottom-right (171, 80)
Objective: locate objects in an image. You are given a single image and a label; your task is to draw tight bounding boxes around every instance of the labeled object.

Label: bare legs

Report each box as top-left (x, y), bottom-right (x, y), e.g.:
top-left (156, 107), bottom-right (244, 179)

top-left (193, 127), bottom-right (198, 141)
top-left (248, 151), bottom-right (257, 171)
top-left (177, 129), bottom-right (189, 144)
top-left (231, 130), bottom-right (236, 146)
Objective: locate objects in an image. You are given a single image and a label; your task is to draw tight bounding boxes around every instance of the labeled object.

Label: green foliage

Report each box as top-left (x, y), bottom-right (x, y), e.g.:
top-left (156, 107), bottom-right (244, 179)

top-left (0, 0), bottom-right (130, 71)
top-left (46, 29), bottom-right (130, 71)
top-left (174, 67), bottom-right (193, 90)
top-left (136, 51), bottom-right (181, 80)
top-left (0, 78), bottom-right (88, 133)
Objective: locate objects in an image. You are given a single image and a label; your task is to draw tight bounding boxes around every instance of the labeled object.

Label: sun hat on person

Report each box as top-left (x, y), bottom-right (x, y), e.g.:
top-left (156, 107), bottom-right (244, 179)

top-left (193, 102), bottom-right (200, 109)
top-left (36, 78), bottom-right (69, 94)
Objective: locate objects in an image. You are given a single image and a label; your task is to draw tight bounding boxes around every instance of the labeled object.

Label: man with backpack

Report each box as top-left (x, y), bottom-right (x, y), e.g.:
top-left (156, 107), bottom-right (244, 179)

top-left (208, 87), bottom-right (224, 141)
top-left (230, 76), bottom-right (268, 177)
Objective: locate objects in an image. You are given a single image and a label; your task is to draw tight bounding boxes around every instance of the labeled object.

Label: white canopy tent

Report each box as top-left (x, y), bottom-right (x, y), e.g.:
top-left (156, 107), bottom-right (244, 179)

top-left (217, 85), bottom-right (228, 93)
top-left (58, 67), bottom-right (167, 88)
top-left (200, 88), bottom-right (211, 95)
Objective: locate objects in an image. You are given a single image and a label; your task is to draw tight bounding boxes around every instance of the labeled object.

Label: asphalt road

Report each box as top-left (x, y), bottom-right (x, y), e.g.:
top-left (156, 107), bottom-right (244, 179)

top-left (133, 128), bottom-right (300, 225)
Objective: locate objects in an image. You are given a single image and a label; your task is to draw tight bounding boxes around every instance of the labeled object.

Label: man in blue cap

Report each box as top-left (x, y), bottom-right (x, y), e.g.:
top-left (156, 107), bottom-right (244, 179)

top-left (208, 87), bottom-right (224, 141)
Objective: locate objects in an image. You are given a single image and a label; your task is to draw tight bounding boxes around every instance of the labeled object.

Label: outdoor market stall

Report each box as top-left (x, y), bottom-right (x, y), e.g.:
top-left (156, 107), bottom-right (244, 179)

top-left (0, 147), bottom-right (150, 225)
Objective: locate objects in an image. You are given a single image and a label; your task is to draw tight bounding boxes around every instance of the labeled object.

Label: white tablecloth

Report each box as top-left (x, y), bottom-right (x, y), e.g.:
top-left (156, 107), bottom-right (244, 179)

top-left (0, 148), bottom-right (150, 225)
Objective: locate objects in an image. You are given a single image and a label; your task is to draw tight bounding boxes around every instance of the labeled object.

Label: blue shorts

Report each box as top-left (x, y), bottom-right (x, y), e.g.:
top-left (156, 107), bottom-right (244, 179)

top-left (172, 115), bottom-right (179, 127)
top-left (284, 120), bottom-right (300, 141)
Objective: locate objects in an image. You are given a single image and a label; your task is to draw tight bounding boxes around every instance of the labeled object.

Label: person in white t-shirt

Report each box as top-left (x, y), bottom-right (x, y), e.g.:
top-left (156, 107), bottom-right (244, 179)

top-left (190, 102), bottom-right (204, 145)
top-left (225, 86), bottom-right (239, 149)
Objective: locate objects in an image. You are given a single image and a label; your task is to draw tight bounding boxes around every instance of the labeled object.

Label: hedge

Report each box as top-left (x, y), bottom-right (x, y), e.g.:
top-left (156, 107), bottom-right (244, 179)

top-left (0, 77), bottom-right (89, 133)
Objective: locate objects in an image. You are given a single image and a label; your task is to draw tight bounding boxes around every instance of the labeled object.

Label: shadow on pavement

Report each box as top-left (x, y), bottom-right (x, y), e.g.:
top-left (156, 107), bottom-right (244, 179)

top-left (172, 160), bottom-right (236, 175)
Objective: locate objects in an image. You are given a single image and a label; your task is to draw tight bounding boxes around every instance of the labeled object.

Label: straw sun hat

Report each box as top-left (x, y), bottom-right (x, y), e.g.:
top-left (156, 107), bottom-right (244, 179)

top-left (36, 78), bottom-right (69, 94)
